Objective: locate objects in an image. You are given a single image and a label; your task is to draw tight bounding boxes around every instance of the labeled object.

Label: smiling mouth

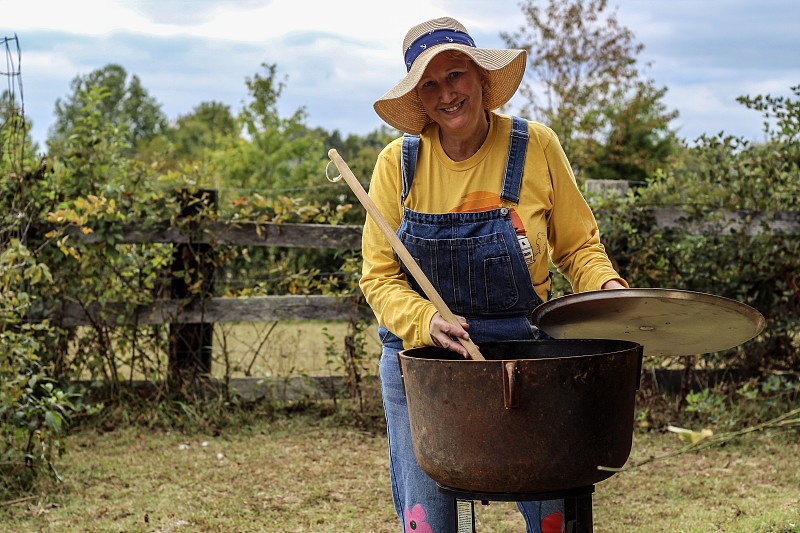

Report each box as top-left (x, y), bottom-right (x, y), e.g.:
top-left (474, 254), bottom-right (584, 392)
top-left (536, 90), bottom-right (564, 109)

top-left (443, 101), bottom-right (463, 113)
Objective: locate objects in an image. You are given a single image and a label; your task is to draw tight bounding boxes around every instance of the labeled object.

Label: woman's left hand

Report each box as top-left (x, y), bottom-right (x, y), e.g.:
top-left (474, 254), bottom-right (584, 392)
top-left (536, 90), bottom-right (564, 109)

top-left (602, 279), bottom-right (627, 290)
top-left (429, 312), bottom-right (472, 358)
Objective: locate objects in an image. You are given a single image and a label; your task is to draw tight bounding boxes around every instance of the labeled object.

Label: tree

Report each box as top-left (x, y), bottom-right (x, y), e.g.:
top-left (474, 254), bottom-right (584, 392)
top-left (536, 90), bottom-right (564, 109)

top-left (503, 0), bottom-right (678, 180)
top-left (319, 125), bottom-right (397, 223)
top-left (583, 81), bottom-right (679, 182)
top-left (137, 101), bottom-right (239, 169)
top-left (737, 84), bottom-right (800, 145)
top-left (49, 64), bottom-right (168, 153)
top-left (211, 63), bottom-right (324, 194)
top-left (168, 101), bottom-right (238, 160)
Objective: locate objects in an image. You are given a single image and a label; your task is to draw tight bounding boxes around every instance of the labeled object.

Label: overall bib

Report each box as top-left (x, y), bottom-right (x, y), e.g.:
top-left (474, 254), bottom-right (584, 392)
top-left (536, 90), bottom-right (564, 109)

top-left (379, 117), bottom-right (564, 533)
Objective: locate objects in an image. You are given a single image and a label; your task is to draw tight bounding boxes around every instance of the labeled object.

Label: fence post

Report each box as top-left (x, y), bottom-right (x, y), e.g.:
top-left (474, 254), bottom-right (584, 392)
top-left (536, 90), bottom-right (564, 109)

top-left (169, 188), bottom-right (217, 386)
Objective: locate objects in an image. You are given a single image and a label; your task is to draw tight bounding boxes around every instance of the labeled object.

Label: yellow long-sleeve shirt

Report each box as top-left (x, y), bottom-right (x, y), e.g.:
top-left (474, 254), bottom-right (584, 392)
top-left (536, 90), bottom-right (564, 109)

top-left (360, 113), bottom-right (626, 349)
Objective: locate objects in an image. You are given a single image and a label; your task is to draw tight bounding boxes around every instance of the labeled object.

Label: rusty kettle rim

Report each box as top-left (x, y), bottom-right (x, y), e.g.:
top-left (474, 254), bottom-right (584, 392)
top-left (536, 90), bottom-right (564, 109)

top-left (399, 338), bottom-right (643, 362)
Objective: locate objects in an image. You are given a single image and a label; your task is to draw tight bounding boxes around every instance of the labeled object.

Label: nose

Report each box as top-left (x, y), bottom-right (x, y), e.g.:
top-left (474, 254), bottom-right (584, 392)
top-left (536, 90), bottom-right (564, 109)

top-left (439, 79), bottom-right (458, 102)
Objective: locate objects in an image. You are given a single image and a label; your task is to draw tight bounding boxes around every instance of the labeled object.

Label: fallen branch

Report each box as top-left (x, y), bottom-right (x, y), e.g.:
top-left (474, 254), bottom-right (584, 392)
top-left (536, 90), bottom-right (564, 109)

top-left (0, 495), bottom-right (37, 507)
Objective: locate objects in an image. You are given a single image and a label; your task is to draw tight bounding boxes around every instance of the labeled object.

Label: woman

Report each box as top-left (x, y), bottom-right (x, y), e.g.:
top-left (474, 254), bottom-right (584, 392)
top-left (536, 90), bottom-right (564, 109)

top-left (360, 17), bottom-right (627, 533)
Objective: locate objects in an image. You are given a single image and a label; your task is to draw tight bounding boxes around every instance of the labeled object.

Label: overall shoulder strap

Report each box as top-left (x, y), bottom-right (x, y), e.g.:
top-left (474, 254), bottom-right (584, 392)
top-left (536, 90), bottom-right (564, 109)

top-left (500, 116), bottom-right (529, 203)
top-left (400, 133), bottom-right (420, 204)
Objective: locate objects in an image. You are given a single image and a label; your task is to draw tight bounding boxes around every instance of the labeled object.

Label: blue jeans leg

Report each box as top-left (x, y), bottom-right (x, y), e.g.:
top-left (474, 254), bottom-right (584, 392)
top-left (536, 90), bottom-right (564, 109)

top-left (517, 499), bottom-right (565, 533)
top-left (381, 346), bottom-right (455, 532)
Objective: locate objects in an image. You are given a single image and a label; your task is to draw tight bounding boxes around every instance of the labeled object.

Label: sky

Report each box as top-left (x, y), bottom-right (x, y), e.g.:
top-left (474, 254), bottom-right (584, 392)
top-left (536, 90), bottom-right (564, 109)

top-left (3, 0), bottom-right (800, 150)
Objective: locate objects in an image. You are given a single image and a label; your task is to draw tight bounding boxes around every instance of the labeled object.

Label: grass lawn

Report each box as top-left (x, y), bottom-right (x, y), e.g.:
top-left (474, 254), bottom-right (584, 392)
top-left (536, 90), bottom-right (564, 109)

top-left (2, 410), bottom-right (798, 533)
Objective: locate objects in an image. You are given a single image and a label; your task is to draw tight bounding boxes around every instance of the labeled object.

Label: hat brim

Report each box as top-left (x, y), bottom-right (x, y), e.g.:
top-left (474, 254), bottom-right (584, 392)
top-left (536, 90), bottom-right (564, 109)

top-left (374, 45), bottom-right (527, 135)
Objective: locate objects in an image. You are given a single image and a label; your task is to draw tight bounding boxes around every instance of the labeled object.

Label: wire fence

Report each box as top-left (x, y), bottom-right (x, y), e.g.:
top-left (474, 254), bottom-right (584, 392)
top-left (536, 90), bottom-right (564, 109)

top-left (1, 35), bottom-right (26, 168)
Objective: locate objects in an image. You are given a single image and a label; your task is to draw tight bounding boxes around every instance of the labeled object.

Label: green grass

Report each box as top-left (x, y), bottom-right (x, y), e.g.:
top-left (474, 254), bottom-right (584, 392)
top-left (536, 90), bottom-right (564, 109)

top-left (2, 411), bottom-right (798, 532)
top-left (19, 320), bottom-right (800, 531)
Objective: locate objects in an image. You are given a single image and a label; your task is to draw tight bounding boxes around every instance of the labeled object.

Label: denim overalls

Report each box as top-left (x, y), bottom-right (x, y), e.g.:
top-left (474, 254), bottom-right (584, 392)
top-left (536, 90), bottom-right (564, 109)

top-left (378, 117), bottom-right (564, 533)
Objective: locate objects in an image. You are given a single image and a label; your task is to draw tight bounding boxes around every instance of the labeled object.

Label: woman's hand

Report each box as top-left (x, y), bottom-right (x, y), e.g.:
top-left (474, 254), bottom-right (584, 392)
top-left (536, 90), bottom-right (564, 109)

top-left (602, 279), bottom-right (627, 290)
top-left (429, 312), bottom-right (472, 358)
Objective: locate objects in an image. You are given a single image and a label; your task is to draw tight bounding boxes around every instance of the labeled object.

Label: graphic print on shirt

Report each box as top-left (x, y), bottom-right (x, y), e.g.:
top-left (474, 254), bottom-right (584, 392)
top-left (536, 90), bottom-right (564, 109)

top-left (451, 190), bottom-right (538, 265)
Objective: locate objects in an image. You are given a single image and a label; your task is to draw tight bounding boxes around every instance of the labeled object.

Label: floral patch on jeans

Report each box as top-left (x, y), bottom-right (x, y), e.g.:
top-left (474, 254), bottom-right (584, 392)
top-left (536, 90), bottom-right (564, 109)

top-left (541, 511), bottom-right (565, 533)
top-left (404, 503), bottom-right (434, 533)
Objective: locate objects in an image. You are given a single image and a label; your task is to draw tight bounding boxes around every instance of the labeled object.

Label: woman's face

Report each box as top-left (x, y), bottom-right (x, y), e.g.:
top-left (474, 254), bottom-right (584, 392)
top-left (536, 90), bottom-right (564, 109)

top-left (416, 52), bottom-right (486, 137)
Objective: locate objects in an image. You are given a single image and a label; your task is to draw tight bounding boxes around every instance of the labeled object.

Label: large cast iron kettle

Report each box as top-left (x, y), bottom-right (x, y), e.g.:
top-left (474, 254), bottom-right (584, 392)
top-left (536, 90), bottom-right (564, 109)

top-left (398, 339), bottom-right (643, 494)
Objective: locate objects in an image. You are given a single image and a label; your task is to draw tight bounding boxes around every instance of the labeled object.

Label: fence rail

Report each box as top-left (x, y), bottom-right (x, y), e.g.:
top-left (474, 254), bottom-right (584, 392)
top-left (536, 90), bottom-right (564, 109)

top-left (651, 208), bottom-right (799, 236)
top-left (54, 223), bottom-right (368, 328)
top-left (66, 221), bottom-right (363, 248)
top-left (55, 295), bottom-right (372, 328)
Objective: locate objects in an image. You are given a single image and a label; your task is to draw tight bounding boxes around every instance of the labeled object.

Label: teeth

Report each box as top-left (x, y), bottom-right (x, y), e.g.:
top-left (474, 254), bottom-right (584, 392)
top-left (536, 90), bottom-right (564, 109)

top-left (444, 103), bottom-right (461, 112)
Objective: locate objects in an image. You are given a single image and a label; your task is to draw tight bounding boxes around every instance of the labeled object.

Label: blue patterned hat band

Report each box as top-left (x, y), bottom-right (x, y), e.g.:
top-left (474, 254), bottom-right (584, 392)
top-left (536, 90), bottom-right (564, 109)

top-left (404, 29), bottom-right (477, 71)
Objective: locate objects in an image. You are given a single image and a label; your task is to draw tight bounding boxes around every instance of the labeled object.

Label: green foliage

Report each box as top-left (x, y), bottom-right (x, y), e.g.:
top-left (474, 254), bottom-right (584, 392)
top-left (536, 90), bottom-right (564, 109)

top-left (683, 377), bottom-right (800, 431)
top-left (39, 84), bottom-right (184, 390)
top-left (0, 224), bottom-right (81, 498)
top-left (222, 192), bottom-right (354, 225)
top-left (211, 63), bottom-right (325, 195)
top-left (503, 0), bottom-right (679, 182)
top-left (584, 82), bottom-right (679, 182)
top-left (1, 93), bottom-right (41, 160)
top-left (738, 85), bottom-right (800, 144)
top-left (1, 80), bottom-right (91, 497)
top-left (50, 64), bottom-right (168, 154)
top-left (164, 101), bottom-right (239, 163)
top-left (589, 86), bottom-right (800, 379)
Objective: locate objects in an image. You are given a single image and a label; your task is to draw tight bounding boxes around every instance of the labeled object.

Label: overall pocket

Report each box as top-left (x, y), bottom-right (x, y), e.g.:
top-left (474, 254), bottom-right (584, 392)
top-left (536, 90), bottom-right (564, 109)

top-left (400, 231), bottom-right (520, 315)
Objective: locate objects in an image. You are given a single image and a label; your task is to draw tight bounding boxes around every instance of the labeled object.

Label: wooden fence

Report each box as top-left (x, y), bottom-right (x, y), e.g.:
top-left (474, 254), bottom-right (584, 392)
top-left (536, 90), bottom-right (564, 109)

top-left (49, 192), bottom-right (798, 397)
top-left (55, 221), bottom-right (367, 329)
top-left (53, 208), bottom-right (798, 329)
top-left (52, 215), bottom-right (371, 388)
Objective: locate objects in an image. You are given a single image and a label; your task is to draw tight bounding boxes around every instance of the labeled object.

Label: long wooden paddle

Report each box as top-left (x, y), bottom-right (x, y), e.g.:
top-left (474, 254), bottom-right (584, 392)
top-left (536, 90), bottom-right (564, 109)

top-left (327, 148), bottom-right (484, 360)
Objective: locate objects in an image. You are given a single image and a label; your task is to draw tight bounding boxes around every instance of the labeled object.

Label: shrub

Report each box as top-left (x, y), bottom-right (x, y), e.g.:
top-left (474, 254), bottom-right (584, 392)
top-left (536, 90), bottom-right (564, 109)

top-left (588, 87), bottom-right (800, 402)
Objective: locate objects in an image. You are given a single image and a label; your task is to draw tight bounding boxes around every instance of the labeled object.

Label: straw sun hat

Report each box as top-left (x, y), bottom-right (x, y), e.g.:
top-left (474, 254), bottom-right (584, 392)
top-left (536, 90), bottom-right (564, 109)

top-left (373, 17), bottom-right (527, 135)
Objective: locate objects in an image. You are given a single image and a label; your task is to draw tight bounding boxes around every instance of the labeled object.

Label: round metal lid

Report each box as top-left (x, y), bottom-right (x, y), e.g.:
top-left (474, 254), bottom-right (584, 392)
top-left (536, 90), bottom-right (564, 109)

top-left (531, 288), bottom-right (766, 356)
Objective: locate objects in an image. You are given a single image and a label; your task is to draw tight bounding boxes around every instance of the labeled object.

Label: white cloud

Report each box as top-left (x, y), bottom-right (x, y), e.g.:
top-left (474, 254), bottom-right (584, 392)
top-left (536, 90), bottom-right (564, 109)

top-left (6, 0), bottom-right (153, 36)
top-left (663, 84), bottom-right (769, 142)
top-left (4, 0), bottom-right (799, 147)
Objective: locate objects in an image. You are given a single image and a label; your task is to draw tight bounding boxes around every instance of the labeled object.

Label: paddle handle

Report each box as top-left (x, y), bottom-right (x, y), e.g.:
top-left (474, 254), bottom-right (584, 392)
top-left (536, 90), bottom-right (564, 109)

top-left (327, 149), bottom-right (484, 361)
